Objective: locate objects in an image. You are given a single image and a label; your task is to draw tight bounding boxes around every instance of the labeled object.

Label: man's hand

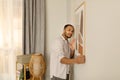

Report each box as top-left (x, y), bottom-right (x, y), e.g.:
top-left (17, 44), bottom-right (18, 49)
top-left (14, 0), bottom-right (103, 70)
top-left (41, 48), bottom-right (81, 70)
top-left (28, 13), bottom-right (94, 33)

top-left (75, 55), bottom-right (85, 64)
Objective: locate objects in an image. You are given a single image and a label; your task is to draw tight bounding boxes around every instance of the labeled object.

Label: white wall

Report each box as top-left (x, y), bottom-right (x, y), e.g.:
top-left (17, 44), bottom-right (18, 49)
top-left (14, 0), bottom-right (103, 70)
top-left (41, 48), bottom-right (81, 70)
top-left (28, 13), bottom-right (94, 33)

top-left (45, 0), bottom-right (68, 80)
top-left (46, 0), bottom-right (68, 51)
top-left (70, 0), bottom-right (120, 80)
top-left (45, 0), bottom-right (120, 80)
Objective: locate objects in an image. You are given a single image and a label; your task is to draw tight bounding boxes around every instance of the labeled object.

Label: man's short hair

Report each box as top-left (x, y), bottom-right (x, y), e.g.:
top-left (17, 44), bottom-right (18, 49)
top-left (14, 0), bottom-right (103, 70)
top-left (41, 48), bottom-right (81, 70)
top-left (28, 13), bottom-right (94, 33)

top-left (64, 24), bottom-right (74, 30)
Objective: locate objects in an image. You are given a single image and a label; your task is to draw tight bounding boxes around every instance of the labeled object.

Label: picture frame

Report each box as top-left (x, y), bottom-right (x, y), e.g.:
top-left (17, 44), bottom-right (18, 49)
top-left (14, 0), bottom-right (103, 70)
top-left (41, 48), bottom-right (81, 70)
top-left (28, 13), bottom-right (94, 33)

top-left (74, 1), bottom-right (86, 56)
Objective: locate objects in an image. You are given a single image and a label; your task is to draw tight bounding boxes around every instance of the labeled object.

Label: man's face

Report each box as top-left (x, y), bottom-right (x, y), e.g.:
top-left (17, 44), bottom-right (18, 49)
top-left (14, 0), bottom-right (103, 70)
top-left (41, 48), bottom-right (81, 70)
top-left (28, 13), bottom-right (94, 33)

top-left (64, 26), bottom-right (74, 38)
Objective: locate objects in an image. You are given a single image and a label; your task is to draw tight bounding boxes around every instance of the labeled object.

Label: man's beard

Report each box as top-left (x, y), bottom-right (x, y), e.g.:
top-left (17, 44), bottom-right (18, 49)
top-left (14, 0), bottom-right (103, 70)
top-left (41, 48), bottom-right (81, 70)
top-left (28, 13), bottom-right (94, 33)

top-left (65, 33), bottom-right (72, 38)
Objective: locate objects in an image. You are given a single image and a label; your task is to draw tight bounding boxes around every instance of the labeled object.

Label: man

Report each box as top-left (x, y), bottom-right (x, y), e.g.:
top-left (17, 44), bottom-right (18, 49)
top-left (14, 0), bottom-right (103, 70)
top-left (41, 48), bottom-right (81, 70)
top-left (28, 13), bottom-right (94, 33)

top-left (50, 24), bottom-right (85, 80)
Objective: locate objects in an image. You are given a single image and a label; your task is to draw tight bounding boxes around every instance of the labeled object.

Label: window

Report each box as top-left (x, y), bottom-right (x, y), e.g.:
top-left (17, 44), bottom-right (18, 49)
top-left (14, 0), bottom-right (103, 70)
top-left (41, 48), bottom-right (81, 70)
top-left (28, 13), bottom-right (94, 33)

top-left (0, 0), bottom-right (23, 80)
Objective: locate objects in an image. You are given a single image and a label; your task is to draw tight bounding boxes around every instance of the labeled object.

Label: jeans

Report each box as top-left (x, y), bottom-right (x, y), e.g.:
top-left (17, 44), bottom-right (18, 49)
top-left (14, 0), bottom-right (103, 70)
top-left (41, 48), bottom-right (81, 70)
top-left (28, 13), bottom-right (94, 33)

top-left (51, 74), bottom-right (69, 80)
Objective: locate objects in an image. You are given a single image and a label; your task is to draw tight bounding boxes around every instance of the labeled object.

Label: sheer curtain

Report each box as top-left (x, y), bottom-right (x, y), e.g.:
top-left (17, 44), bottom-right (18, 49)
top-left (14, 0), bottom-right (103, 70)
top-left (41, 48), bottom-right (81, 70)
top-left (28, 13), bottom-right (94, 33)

top-left (0, 0), bottom-right (23, 80)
